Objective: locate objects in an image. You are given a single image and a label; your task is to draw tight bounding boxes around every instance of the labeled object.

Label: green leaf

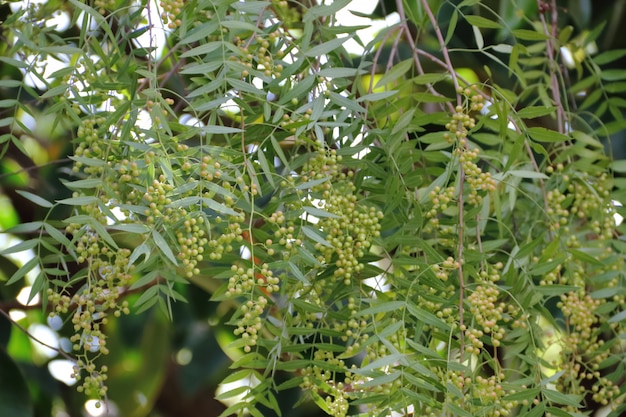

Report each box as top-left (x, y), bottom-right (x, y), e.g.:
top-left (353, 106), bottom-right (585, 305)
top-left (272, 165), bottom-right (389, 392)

top-left (0, 99), bottom-right (18, 109)
top-left (527, 127), bottom-right (570, 143)
top-left (406, 303), bottom-right (451, 332)
top-left (593, 49), bottom-right (626, 65)
top-left (600, 69), bottom-right (626, 81)
top-left (56, 196), bottom-right (100, 206)
top-left (375, 59), bottom-right (413, 90)
top-left (317, 67), bottom-right (361, 78)
top-left (445, 9), bottom-right (459, 45)
top-left (590, 287), bottom-right (621, 299)
top-left (354, 301), bottom-right (405, 317)
top-left (303, 206), bottom-right (341, 219)
top-left (295, 177), bottom-right (330, 190)
top-left (89, 220), bottom-right (119, 249)
top-left (43, 223), bottom-right (73, 253)
top-left (357, 90), bottom-right (398, 102)
top-left (61, 178), bottom-right (103, 189)
top-left (230, 0), bottom-right (270, 13)
top-left (464, 15), bottom-right (502, 29)
top-left (15, 190), bottom-right (53, 208)
top-left (517, 106), bottom-right (557, 119)
top-left (200, 125), bottom-right (243, 135)
top-left (4, 222), bottom-right (44, 234)
top-left (445, 401), bottom-right (473, 417)
top-left (472, 25), bottom-right (484, 49)
top-left (512, 29), bottom-right (549, 40)
top-left (40, 84), bottom-right (69, 99)
top-left (201, 198), bottom-right (239, 216)
top-left (359, 353), bottom-right (406, 373)
top-left (0, 57), bottom-right (29, 69)
top-left (167, 196), bottom-right (201, 209)
top-left (128, 244), bottom-right (152, 271)
top-left (536, 285), bottom-right (580, 297)
top-left (610, 160), bottom-right (626, 173)
top-left (301, 225), bottom-right (333, 248)
top-left (108, 223), bottom-right (151, 234)
top-left (304, 36), bottom-right (353, 57)
top-left (542, 389), bottom-right (582, 408)
top-left (304, 0), bottom-right (351, 20)
top-left (412, 73), bottom-right (450, 85)
top-left (0, 239), bottom-right (38, 256)
top-left (568, 248), bottom-right (604, 265)
top-left (152, 230), bottom-right (178, 265)
top-left (255, 148), bottom-right (275, 188)
top-left (180, 41), bottom-right (223, 58)
top-left (0, 80), bottom-right (22, 88)
top-left (357, 371), bottom-right (401, 388)
top-left (608, 310), bottom-right (626, 324)
top-left (6, 257), bottom-right (38, 285)
top-left (508, 170), bottom-right (549, 179)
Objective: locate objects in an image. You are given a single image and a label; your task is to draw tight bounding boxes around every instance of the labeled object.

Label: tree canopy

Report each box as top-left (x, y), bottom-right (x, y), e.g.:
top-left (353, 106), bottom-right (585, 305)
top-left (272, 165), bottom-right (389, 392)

top-left (1, 0), bottom-right (626, 416)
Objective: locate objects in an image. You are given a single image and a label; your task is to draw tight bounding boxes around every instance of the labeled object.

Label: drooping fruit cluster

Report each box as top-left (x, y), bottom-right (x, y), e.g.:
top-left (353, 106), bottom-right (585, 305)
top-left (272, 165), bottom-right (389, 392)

top-left (300, 350), bottom-right (350, 417)
top-left (303, 147), bottom-right (383, 285)
top-left (456, 146), bottom-right (497, 205)
top-left (160, 0), bottom-right (184, 28)
top-left (466, 265), bottom-right (519, 349)
top-left (232, 32), bottom-right (284, 80)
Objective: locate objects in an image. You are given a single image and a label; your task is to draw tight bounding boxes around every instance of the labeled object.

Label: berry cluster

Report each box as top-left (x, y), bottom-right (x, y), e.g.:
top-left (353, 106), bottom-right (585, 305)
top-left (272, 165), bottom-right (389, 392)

top-left (445, 370), bottom-right (519, 417)
top-left (160, 0), bottom-right (184, 28)
top-left (300, 350), bottom-right (350, 417)
top-left (557, 293), bottom-right (607, 375)
top-left (232, 32), bottom-right (284, 80)
top-left (228, 263), bottom-right (278, 296)
top-left (426, 186), bottom-right (455, 229)
top-left (50, 227), bottom-right (133, 395)
top-left (53, 85), bottom-right (250, 398)
top-left (94, 0), bottom-right (115, 14)
top-left (233, 296), bottom-right (268, 353)
top-left (303, 147), bottom-right (383, 285)
top-left (455, 146), bottom-right (496, 205)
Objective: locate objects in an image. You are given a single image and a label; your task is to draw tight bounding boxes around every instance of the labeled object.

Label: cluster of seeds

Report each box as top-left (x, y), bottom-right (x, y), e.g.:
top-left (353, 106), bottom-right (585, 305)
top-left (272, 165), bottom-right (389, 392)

top-left (54, 83), bottom-right (250, 398)
top-left (232, 32), bottom-right (284, 79)
top-left (466, 284), bottom-right (506, 348)
top-left (432, 256), bottom-right (461, 283)
top-left (72, 117), bottom-right (108, 174)
top-left (300, 350), bottom-right (350, 417)
top-left (425, 186), bottom-right (455, 229)
top-left (444, 106), bottom-right (476, 145)
top-left (553, 291), bottom-right (624, 407)
top-left (443, 86), bottom-right (485, 144)
top-left (546, 188), bottom-right (570, 231)
top-left (233, 296), bottom-right (267, 352)
top-left (315, 186), bottom-right (383, 285)
top-left (301, 147), bottom-right (383, 285)
top-left (445, 371), bottom-right (518, 417)
top-left (160, 0), bottom-right (184, 28)
top-left (558, 292), bottom-right (602, 353)
top-left (228, 262), bottom-right (278, 295)
top-left (50, 221), bottom-right (133, 395)
top-left (94, 0), bottom-right (115, 14)
top-left (271, 0), bottom-right (302, 25)
top-left (455, 146), bottom-right (496, 205)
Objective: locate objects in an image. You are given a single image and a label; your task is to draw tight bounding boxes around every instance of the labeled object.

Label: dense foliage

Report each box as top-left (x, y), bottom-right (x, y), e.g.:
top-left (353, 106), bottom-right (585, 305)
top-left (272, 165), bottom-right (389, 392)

top-left (1, 0), bottom-right (626, 416)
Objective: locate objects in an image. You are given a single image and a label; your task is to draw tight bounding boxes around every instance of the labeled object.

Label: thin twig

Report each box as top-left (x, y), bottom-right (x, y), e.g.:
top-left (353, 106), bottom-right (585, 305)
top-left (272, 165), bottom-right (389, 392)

top-left (0, 308), bottom-right (76, 362)
top-left (420, 0), bottom-right (461, 108)
top-left (418, 0), bottom-right (466, 361)
top-left (538, 0), bottom-right (566, 133)
top-left (396, 0), bottom-right (455, 113)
